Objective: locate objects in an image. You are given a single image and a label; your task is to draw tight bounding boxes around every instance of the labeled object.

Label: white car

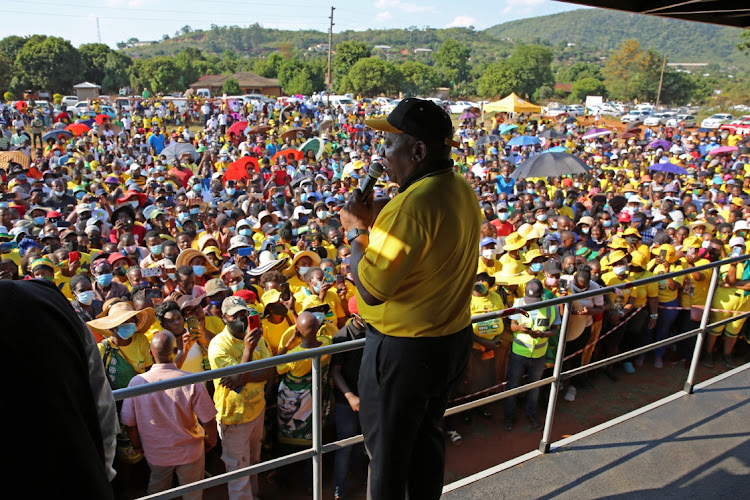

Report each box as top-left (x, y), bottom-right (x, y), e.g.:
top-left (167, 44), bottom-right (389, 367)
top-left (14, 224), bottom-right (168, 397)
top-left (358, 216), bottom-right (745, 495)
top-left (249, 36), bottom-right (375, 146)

top-left (449, 101), bottom-right (476, 114)
top-left (566, 104), bottom-right (585, 117)
top-left (381, 99), bottom-right (401, 114)
top-left (643, 112), bottom-right (675, 126)
top-left (621, 110), bottom-right (652, 123)
top-left (665, 114), bottom-right (697, 127)
top-left (61, 95), bottom-right (79, 107)
top-left (701, 113), bottom-right (734, 129)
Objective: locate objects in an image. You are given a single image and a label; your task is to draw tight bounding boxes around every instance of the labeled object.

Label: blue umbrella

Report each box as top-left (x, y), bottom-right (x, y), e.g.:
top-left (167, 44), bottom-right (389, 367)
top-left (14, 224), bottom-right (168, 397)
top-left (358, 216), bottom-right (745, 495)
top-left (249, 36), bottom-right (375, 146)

top-left (542, 145), bottom-right (568, 153)
top-left (42, 129), bottom-right (73, 143)
top-left (507, 135), bottom-right (541, 147)
top-left (696, 127), bottom-right (712, 133)
top-left (648, 139), bottom-right (672, 150)
top-left (648, 163), bottom-right (687, 175)
top-left (499, 124), bottom-right (518, 135)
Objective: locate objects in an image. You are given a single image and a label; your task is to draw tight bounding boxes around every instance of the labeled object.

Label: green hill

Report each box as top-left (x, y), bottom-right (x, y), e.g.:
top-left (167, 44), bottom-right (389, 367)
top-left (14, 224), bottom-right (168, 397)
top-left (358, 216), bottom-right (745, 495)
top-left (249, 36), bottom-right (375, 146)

top-left (483, 9), bottom-right (747, 71)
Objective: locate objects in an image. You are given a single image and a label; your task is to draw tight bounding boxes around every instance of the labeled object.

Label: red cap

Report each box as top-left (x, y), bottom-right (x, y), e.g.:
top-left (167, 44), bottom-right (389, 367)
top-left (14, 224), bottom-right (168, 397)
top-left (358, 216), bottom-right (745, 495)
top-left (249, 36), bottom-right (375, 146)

top-left (348, 295), bottom-right (358, 315)
top-left (46, 210), bottom-right (61, 218)
top-left (107, 253), bottom-right (132, 266)
top-left (618, 212), bottom-right (631, 223)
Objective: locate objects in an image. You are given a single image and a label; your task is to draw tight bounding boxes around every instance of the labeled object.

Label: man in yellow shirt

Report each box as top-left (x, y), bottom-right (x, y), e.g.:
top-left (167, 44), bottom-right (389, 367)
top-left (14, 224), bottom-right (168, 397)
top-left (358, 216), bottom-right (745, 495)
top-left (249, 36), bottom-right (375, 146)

top-left (340, 98), bottom-right (480, 500)
top-left (207, 297), bottom-right (276, 499)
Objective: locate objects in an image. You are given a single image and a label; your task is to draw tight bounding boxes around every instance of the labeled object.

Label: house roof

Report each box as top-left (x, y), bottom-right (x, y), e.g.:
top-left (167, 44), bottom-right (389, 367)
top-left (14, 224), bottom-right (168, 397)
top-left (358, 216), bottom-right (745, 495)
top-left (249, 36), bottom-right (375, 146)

top-left (73, 81), bottom-right (101, 89)
top-left (189, 72), bottom-right (280, 89)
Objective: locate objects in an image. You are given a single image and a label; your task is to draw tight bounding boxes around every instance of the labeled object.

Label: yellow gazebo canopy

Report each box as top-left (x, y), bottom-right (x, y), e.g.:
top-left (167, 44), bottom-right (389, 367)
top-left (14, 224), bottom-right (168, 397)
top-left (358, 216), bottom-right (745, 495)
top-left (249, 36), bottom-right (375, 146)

top-left (482, 92), bottom-right (541, 114)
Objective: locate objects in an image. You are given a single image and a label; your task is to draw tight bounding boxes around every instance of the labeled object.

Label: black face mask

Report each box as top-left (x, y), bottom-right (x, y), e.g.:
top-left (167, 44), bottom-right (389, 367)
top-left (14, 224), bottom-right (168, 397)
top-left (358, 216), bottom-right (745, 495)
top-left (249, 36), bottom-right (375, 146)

top-left (707, 249), bottom-right (722, 262)
top-left (564, 265), bottom-right (576, 275)
top-left (43, 243), bottom-right (60, 254)
top-left (113, 267), bottom-right (127, 277)
top-left (330, 236), bottom-right (343, 247)
top-left (227, 317), bottom-right (248, 337)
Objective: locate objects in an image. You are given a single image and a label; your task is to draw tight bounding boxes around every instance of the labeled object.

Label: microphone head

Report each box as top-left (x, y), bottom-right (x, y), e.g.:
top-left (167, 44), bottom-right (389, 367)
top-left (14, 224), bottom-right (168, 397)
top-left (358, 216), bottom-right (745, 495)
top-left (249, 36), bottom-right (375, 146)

top-left (368, 162), bottom-right (385, 179)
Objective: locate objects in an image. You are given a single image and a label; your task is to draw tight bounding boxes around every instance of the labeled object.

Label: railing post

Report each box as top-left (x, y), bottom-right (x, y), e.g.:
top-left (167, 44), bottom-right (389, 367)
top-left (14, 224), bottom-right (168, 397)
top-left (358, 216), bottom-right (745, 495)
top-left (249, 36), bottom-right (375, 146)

top-left (312, 355), bottom-right (323, 500)
top-left (540, 301), bottom-right (571, 453)
top-left (685, 267), bottom-right (720, 394)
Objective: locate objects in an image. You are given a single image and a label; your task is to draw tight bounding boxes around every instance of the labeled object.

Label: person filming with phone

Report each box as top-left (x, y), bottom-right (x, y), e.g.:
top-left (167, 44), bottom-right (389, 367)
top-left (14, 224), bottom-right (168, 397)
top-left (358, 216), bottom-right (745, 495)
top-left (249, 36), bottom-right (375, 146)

top-left (340, 98), bottom-right (481, 500)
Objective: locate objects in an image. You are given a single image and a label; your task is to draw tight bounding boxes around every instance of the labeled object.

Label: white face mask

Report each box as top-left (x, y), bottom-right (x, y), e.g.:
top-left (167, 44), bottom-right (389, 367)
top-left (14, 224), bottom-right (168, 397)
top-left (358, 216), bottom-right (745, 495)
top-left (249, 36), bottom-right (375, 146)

top-left (548, 245), bottom-right (558, 254)
top-left (482, 248), bottom-right (497, 260)
top-left (613, 265), bottom-right (628, 276)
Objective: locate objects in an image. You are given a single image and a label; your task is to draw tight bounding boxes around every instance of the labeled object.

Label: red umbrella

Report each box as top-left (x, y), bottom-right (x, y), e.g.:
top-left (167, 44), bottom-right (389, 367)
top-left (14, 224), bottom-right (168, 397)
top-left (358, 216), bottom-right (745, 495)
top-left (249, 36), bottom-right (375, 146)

top-left (65, 123), bottom-right (91, 136)
top-left (55, 112), bottom-right (70, 123)
top-left (14, 101), bottom-right (27, 111)
top-left (94, 113), bottom-right (110, 125)
top-left (225, 156), bottom-right (260, 182)
top-left (228, 121), bottom-right (248, 137)
top-left (271, 149), bottom-right (304, 163)
top-left (248, 124), bottom-right (273, 135)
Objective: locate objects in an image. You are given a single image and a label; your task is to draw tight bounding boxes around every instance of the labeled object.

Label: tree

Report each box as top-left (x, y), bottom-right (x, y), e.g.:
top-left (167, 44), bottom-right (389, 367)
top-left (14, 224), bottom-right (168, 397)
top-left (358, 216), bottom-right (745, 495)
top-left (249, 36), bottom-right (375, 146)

top-left (0, 36), bottom-right (27, 64)
top-left (79, 43), bottom-right (113, 84)
top-left (333, 41), bottom-right (371, 91)
top-left (13, 35), bottom-right (82, 92)
top-left (180, 25), bottom-right (193, 35)
top-left (738, 30), bottom-right (750, 55)
top-left (102, 51), bottom-right (133, 93)
top-left (561, 62), bottom-right (602, 83)
top-left (222, 78), bottom-right (241, 95)
top-left (507, 44), bottom-right (554, 98)
top-left (278, 58), bottom-right (324, 95)
top-left (477, 60), bottom-right (519, 98)
top-left (130, 56), bottom-right (180, 94)
top-left (570, 77), bottom-right (608, 101)
top-left (255, 52), bottom-right (284, 79)
top-left (162, 34), bottom-right (170, 41)
top-left (340, 57), bottom-right (401, 96)
top-left (399, 60), bottom-right (440, 96)
top-left (435, 39), bottom-right (470, 85)
top-left (602, 39), bottom-right (652, 101)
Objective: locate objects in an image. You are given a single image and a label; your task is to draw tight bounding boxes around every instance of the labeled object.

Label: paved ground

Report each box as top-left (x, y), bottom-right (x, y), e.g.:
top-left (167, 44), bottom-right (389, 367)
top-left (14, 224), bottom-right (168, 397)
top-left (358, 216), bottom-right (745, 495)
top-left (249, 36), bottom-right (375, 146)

top-left (443, 365), bottom-right (750, 500)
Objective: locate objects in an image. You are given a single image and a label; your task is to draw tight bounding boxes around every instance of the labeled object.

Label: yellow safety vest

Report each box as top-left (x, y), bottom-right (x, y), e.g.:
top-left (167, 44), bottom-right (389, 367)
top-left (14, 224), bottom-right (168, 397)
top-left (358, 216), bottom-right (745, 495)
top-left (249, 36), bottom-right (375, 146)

top-left (513, 305), bottom-right (556, 359)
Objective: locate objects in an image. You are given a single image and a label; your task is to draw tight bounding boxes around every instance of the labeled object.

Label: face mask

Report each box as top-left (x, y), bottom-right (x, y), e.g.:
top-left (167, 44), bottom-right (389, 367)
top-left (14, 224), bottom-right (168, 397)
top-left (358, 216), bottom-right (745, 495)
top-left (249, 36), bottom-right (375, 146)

top-left (548, 245), bottom-right (558, 254)
top-left (193, 265), bottom-right (207, 277)
top-left (317, 210), bottom-right (329, 219)
top-left (545, 276), bottom-right (559, 287)
top-left (613, 265), bottom-right (627, 276)
top-left (226, 188), bottom-right (236, 196)
top-left (124, 244), bottom-right (137, 254)
top-left (129, 201), bottom-right (139, 209)
top-left (33, 216), bottom-right (46, 225)
top-left (276, 198), bottom-right (285, 207)
top-left (312, 282), bottom-right (321, 294)
top-left (227, 317), bottom-right (248, 336)
top-left (551, 222), bottom-right (558, 230)
top-left (177, 213), bottom-right (189, 222)
top-left (298, 266), bottom-right (310, 277)
top-left (482, 249), bottom-right (496, 260)
top-left (530, 263), bottom-right (544, 273)
top-left (536, 214), bottom-right (547, 222)
top-left (603, 220), bottom-right (612, 228)
top-left (239, 228), bottom-right (253, 237)
top-left (149, 244), bottom-right (162, 255)
top-left (157, 176), bottom-right (165, 182)
top-left (474, 283), bottom-right (488, 294)
top-left (53, 189), bottom-right (65, 197)
top-left (581, 227), bottom-right (590, 235)
top-left (498, 212), bottom-right (509, 221)
top-left (312, 312), bottom-right (326, 324)
top-left (54, 151), bottom-right (61, 156)
top-left (116, 322), bottom-right (137, 340)
top-left (564, 265), bottom-right (575, 275)
top-left (230, 282), bottom-right (245, 292)
top-left (76, 290), bottom-right (95, 305)
top-left (96, 273), bottom-right (113, 286)
top-left (167, 272), bottom-right (176, 280)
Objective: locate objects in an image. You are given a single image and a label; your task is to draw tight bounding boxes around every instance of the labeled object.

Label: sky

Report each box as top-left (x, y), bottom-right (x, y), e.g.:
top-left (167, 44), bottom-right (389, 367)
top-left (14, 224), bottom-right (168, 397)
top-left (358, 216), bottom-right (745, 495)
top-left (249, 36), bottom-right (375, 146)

top-left (3, 0), bottom-right (584, 48)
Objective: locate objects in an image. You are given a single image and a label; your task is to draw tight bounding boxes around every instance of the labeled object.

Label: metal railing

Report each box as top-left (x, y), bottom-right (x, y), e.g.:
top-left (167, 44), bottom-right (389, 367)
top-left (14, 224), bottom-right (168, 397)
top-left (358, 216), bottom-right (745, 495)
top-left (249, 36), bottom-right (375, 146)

top-left (113, 253), bottom-right (750, 499)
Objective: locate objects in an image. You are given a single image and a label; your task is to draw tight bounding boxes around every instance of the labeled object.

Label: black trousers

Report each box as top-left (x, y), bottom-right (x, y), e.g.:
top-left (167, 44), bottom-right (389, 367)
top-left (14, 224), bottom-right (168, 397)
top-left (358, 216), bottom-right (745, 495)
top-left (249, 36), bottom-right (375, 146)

top-left (358, 325), bottom-right (472, 500)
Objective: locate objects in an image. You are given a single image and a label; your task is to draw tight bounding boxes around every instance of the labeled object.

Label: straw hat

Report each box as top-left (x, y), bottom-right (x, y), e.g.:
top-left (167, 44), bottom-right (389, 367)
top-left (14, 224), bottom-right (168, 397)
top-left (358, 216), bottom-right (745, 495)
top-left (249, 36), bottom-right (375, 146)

top-left (503, 232), bottom-right (527, 251)
top-left (87, 301), bottom-right (155, 334)
top-left (196, 233), bottom-right (219, 252)
top-left (687, 220), bottom-right (715, 234)
top-left (494, 260), bottom-right (533, 286)
top-left (282, 250), bottom-right (322, 277)
top-left (175, 248), bottom-right (220, 274)
top-left (249, 250), bottom-right (290, 277)
top-left (253, 210), bottom-right (279, 230)
top-left (604, 249), bottom-right (627, 269)
top-left (522, 249), bottom-right (544, 264)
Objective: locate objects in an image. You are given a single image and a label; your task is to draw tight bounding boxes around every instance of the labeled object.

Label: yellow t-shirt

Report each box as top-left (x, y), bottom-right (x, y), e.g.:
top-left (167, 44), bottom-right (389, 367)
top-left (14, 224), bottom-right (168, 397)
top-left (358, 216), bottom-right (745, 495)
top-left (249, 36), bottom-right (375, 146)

top-left (477, 256), bottom-right (502, 276)
top-left (629, 270), bottom-right (659, 308)
top-left (262, 317), bottom-right (293, 355)
top-left (651, 262), bottom-right (684, 303)
top-left (204, 315), bottom-right (225, 337)
top-left (276, 335), bottom-right (332, 378)
top-left (293, 287), bottom-right (346, 324)
top-left (600, 271), bottom-right (633, 311)
top-left (287, 274), bottom-right (306, 295)
top-left (97, 333), bottom-right (153, 374)
top-left (208, 327), bottom-right (271, 425)
top-left (358, 171), bottom-right (482, 337)
top-left (470, 292), bottom-right (506, 344)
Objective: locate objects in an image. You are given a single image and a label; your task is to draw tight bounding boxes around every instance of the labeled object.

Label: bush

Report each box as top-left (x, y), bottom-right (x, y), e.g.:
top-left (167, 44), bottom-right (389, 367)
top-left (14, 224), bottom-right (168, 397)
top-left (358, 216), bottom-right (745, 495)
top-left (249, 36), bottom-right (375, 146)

top-left (53, 93), bottom-right (62, 104)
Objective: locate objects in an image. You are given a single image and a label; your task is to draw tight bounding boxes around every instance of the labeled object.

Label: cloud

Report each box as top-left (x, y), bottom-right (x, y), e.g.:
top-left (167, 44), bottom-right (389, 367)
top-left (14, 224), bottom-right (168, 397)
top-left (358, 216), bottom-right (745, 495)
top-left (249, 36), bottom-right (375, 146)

top-left (446, 15), bottom-right (477, 28)
top-left (374, 0), bottom-right (435, 14)
top-left (502, 0), bottom-right (546, 14)
top-left (376, 11), bottom-right (393, 22)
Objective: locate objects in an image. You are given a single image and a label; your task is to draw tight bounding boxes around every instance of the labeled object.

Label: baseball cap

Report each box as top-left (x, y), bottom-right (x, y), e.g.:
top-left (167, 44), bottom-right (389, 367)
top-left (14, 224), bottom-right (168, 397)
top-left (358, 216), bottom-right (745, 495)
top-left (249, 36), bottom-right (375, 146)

top-left (524, 278), bottom-right (544, 304)
top-left (618, 212), bottom-right (631, 223)
top-left (480, 236), bottom-right (497, 248)
top-left (205, 278), bottom-right (231, 296)
top-left (543, 259), bottom-right (562, 274)
top-left (365, 98), bottom-right (460, 148)
top-left (222, 296), bottom-right (250, 316)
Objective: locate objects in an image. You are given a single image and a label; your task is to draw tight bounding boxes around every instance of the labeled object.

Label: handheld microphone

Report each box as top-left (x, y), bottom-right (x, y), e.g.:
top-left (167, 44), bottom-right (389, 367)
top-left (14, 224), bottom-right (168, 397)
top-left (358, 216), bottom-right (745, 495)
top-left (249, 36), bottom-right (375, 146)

top-left (359, 162), bottom-right (385, 201)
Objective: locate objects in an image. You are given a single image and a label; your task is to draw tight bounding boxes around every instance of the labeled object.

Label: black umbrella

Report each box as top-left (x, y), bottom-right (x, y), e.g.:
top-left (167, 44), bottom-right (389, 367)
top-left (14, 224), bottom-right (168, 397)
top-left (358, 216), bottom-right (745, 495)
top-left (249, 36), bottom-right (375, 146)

top-left (42, 129), bottom-right (73, 143)
top-left (510, 152), bottom-right (590, 179)
top-left (474, 135), bottom-right (502, 147)
top-left (538, 129), bottom-right (564, 139)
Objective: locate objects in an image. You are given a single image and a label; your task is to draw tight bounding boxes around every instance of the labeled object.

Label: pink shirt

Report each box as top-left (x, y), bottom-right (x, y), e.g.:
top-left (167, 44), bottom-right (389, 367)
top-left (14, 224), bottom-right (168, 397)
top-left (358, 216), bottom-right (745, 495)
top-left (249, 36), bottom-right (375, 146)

top-left (120, 363), bottom-right (217, 466)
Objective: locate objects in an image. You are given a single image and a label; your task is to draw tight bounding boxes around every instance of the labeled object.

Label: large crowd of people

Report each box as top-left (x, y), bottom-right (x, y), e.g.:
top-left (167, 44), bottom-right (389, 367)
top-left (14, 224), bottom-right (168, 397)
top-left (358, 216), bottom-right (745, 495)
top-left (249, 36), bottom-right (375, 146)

top-left (1, 93), bottom-right (749, 499)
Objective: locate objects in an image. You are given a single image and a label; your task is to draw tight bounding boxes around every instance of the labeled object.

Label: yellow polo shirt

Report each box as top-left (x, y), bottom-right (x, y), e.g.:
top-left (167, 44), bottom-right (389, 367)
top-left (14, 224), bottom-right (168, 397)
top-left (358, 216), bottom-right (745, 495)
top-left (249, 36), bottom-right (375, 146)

top-left (629, 269), bottom-right (659, 308)
top-left (208, 327), bottom-right (271, 425)
top-left (357, 170), bottom-right (482, 337)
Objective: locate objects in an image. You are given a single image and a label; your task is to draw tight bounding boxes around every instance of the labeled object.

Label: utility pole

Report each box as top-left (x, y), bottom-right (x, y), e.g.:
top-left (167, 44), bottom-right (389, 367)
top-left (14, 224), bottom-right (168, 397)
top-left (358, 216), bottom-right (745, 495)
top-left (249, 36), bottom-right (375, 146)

top-left (655, 54), bottom-right (667, 107)
top-left (97, 17), bottom-right (102, 43)
top-left (327, 6), bottom-right (335, 107)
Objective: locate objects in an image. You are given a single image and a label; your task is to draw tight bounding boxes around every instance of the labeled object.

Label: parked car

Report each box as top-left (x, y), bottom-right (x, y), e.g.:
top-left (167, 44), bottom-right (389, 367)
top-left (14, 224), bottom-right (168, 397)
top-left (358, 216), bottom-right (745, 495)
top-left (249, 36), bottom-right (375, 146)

top-left (621, 110), bottom-right (652, 123)
top-left (665, 114), bottom-right (697, 128)
top-left (382, 99), bottom-right (402, 114)
top-left (719, 115), bottom-right (750, 135)
top-left (701, 113), bottom-right (734, 129)
top-left (61, 95), bottom-right (79, 107)
top-left (566, 104), bottom-right (585, 117)
top-left (643, 112), bottom-right (675, 126)
top-left (449, 101), bottom-right (476, 114)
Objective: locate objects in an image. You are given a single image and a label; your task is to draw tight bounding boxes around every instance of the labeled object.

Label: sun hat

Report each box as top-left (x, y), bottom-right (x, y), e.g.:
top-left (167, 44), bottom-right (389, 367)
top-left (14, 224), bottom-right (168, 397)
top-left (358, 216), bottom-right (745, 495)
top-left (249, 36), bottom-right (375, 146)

top-left (249, 250), bottom-right (290, 277)
top-left (494, 260), bottom-right (533, 286)
top-left (228, 235), bottom-right (252, 252)
top-left (86, 301), bottom-right (155, 334)
top-left (522, 249), bottom-right (544, 264)
top-left (262, 288), bottom-right (282, 306)
top-left (655, 243), bottom-right (678, 264)
top-left (175, 248), bottom-right (220, 274)
top-left (518, 223), bottom-right (545, 240)
top-left (687, 220), bottom-right (715, 234)
top-left (282, 250), bottom-right (321, 277)
top-left (502, 232), bottom-right (527, 251)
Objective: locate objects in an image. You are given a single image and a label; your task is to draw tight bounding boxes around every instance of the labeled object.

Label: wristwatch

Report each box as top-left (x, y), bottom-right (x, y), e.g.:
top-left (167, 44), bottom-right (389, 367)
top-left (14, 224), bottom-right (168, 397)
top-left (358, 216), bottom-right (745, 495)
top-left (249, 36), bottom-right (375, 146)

top-left (650, 314), bottom-right (658, 319)
top-left (346, 228), bottom-right (369, 243)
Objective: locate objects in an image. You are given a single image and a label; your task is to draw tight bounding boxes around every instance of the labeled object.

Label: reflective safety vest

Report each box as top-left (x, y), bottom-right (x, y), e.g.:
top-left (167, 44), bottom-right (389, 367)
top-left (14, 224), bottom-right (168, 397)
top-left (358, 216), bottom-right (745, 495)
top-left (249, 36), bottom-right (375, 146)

top-left (513, 305), bottom-right (556, 359)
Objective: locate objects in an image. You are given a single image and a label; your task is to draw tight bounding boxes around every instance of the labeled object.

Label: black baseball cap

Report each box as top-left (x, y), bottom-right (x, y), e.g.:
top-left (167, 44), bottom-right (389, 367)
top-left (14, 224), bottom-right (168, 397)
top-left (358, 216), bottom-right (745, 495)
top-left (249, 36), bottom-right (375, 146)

top-left (365, 98), bottom-right (460, 148)
top-left (525, 278), bottom-right (544, 304)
